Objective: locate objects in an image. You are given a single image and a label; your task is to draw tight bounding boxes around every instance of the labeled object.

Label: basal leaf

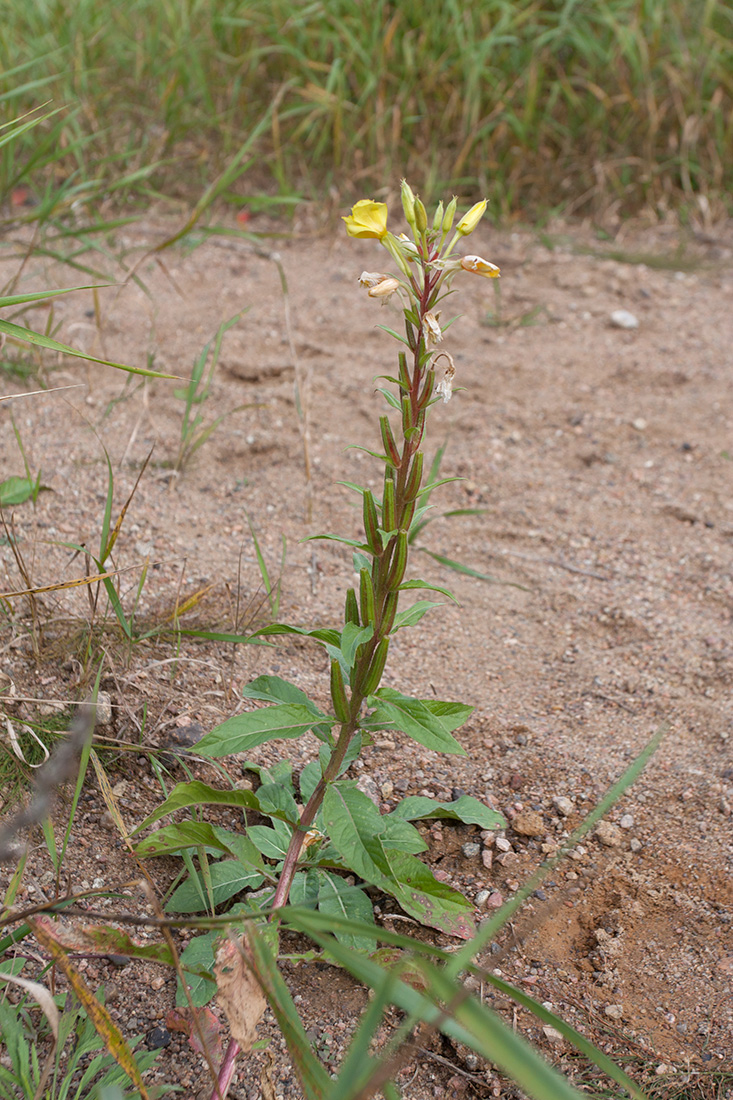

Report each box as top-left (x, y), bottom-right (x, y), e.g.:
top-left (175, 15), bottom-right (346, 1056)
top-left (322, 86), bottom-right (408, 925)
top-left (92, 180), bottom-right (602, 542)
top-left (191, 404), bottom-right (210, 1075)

top-left (389, 795), bottom-right (505, 830)
top-left (135, 821), bottom-right (236, 858)
top-left (167, 860), bottom-right (264, 914)
top-left (133, 780), bottom-right (260, 834)
top-left (317, 872), bottom-right (376, 952)
top-left (256, 781), bottom-right (300, 825)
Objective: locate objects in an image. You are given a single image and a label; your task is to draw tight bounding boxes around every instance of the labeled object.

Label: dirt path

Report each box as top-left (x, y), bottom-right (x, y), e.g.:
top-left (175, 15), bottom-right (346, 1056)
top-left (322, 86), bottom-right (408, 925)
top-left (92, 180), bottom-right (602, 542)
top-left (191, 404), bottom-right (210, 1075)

top-left (1, 215), bottom-right (732, 1098)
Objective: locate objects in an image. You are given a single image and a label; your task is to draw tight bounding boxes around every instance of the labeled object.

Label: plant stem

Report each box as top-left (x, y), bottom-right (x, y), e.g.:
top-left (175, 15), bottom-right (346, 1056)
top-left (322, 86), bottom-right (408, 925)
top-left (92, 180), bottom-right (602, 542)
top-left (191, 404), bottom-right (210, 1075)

top-left (270, 259), bottom-right (438, 913)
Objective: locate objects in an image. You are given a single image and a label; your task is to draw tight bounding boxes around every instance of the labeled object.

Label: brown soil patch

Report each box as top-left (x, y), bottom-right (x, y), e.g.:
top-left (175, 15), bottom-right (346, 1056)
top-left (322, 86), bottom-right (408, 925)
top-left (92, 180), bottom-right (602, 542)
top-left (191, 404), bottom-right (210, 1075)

top-left (1, 215), bottom-right (732, 1098)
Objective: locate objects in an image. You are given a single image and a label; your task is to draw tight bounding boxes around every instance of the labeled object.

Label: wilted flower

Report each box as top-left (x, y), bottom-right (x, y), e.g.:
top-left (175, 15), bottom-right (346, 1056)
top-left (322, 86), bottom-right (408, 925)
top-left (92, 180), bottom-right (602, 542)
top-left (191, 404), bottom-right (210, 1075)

top-left (367, 276), bottom-right (400, 300)
top-left (359, 271), bottom-right (391, 288)
top-left (422, 310), bottom-right (443, 346)
top-left (395, 234), bottom-right (420, 261)
top-left (456, 199), bottom-right (488, 236)
top-left (343, 199), bottom-right (389, 239)
top-left (461, 254), bottom-right (500, 278)
top-left (434, 354), bottom-right (456, 402)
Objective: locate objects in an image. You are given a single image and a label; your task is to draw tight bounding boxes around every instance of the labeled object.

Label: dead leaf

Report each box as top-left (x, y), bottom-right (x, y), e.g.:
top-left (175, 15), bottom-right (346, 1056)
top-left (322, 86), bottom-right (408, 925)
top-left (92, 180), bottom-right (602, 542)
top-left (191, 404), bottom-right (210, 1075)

top-left (214, 936), bottom-right (266, 1053)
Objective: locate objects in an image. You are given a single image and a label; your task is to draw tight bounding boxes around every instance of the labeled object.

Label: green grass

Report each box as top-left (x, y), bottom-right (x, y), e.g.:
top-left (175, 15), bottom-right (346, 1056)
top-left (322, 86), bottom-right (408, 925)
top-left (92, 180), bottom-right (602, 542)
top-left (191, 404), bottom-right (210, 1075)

top-left (0, 0), bottom-right (731, 218)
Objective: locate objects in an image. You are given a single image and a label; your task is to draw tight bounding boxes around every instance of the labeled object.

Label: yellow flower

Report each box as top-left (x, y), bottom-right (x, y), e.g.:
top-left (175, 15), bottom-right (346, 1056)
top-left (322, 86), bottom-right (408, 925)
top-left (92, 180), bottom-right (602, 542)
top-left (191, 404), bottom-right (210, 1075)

top-left (343, 200), bottom-right (389, 239)
top-left (456, 199), bottom-right (488, 236)
top-left (460, 254), bottom-right (500, 278)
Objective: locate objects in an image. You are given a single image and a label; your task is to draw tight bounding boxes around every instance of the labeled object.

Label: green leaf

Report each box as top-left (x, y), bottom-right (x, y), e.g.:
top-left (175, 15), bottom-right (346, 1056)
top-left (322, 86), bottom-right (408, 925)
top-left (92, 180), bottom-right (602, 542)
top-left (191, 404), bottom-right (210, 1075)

top-left (0, 476), bottom-right (35, 506)
top-left (241, 675), bottom-right (325, 717)
top-left (376, 324), bottom-right (410, 346)
top-left (397, 578), bottom-right (458, 602)
top-left (380, 816), bottom-right (428, 854)
top-left (177, 931), bottom-right (218, 1007)
top-left (290, 869), bottom-right (320, 909)
top-left (195, 703), bottom-right (333, 757)
top-left (317, 872), bottom-right (376, 952)
top-left (367, 688), bottom-right (469, 754)
top-left (167, 859), bottom-right (264, 913)
top-left (299, 761), bottom-right (322, 804)
top-left (133, 780), bottom-right (260, 834)
top-left (247, 818), bottom-right (291, 860)
top-left (256, 781), bottom-right (300, 825)
top-left (391, 600), bottom-right (443, 630)
top-left (134, 821), bottom-right (238, 858)
top-left (389, 795), bottom-right (505, 830)
top-left (0, 317), bottom-right (176, 378)
top-left (322, 786), bottom-right (473, 938)
top-left (334, 622), bottom-right (373, 670)
top-left (418, 547), bottom-right (530, 589)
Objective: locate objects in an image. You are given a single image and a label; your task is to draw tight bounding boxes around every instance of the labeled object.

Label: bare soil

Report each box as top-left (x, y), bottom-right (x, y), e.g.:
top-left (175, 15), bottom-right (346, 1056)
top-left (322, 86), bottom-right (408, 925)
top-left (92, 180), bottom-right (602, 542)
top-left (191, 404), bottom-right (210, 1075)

top-left (1, 213), bottom-right (732, 1099)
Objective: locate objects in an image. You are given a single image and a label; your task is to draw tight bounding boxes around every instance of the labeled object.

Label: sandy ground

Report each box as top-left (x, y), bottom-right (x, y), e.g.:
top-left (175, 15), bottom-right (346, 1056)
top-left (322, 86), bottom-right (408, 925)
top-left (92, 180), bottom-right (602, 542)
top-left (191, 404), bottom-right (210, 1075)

top-left (1, 210), bottom-right (732, 1099)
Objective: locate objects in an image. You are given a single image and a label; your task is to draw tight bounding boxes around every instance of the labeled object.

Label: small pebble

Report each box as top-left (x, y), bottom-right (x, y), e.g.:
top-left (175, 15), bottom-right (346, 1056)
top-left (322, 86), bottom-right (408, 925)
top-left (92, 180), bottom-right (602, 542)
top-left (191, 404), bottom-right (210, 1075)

top-left (542, 1026), bottom-right (564, 1045)
top-left (629, 837), bottom-right (642, 852)
top-left (356, 774), bottom-right (380, 806)
top-left (105, 955), bottom-right (130, 969)
top-left (611, 309), bottom-right (639, 329)
top-left (512, 810), bottom-right (545, 837)
top-left (605, 1004), bottom-right (624, 1020)
top-left (481, 849), bottom-right (493, 870)
top-left (462, 842), bottom-right (481, 859)
top-left (532, 889), bottom-right (547, 901)
top-left (619, 814), bottom-right (634, 829)
top-left (95, 691), bottom-right (113, 726)
top-left (495, 837), bottom-right (512, 853)
top-left (594, 821), bottom-right (623, 848)
top-left (145, 1026), bottom-right (171, 1050)
top-left (486, 891), bottom-right (504, 909)
top-left (475, 889), bottom-right (490, 907)
top-left (552, 796), bottom-right (574, 817)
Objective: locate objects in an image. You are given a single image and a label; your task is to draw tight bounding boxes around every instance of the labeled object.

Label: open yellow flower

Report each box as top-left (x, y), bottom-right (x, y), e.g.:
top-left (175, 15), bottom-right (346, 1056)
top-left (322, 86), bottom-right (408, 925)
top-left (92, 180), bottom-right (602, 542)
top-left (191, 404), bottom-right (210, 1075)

top-left (342, 200), bottom-right (389, 239)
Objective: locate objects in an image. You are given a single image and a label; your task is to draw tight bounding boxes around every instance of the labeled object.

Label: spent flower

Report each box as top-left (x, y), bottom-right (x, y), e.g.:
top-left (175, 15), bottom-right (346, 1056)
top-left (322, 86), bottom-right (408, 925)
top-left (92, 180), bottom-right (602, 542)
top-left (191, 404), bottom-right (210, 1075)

top-left (422, 310), bottom-right (443, 346)
top-left (461, 254), bottom-right (501, 278)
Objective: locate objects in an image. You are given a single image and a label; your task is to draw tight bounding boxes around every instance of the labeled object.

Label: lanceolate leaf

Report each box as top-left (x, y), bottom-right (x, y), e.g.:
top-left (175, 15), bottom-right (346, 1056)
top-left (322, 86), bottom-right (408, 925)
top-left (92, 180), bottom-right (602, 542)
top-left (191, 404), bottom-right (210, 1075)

top-left (134, 821), bottom-right (241, 859)
top-left (241, 675), bottom-right (325, 715)
top-left (391, 599), bottom-right (443, 630)
top-left (316, 872), bottom-right (376, 952)
top-left (133, 780), bottom-right (260, 834)
top-left (366, 688), bottom-right (469, 754)
top-left (389, 795), bottom-right (506, 830)
top-left (195, 703), bottom-right (334, 758)
top-left (397, 578), bottom-right (458, 602)
top-left (75, 926), bottom-right (176, 967)
top-left (0, 318), bottom-right (175, 378)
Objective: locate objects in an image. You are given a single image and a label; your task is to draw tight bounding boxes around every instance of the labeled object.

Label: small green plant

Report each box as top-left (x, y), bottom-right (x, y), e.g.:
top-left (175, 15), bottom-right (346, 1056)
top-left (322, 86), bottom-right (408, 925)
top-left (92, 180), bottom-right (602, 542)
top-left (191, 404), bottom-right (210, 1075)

top-left (0, 976), bottom-right (164, 1100)
top-left (173, 311), bottom-right (252, 474)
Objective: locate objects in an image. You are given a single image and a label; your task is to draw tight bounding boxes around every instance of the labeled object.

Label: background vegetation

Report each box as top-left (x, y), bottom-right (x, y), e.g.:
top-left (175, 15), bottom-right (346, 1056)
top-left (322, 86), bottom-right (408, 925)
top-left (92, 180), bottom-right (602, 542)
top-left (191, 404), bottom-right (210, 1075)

top-left (1, 0), bottom-right (731, 221)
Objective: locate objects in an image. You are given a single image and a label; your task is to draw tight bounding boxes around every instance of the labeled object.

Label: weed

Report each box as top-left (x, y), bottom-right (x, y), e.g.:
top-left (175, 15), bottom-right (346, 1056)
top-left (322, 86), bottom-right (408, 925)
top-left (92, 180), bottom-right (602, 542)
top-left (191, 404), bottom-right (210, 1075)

top-left (173, 312), bottom-right (252, 475)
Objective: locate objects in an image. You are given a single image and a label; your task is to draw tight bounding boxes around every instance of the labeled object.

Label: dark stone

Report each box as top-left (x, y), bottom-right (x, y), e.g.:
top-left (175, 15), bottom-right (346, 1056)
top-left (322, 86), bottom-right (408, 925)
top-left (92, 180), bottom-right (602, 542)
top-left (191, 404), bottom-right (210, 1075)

top-left (146, 1026), bottom-right (171, 1050)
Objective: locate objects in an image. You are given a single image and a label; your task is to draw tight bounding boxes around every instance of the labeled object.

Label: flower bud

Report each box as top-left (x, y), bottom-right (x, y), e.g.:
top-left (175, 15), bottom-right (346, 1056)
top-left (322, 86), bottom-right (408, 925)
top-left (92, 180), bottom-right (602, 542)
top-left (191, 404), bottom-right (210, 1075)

top-left (442, 196), bottom-right (457, 234)
top-left (400, 179), bottom-right (416, 229)
top-left (395, 233), bottom-right (420, 261)
top-left (432, 201), bottom-right (444, 231)
top-left (460, 254), bottom-right (500, 278)
top-left (414, 198), bottom-right (428, 234)
top-left (456, 199), bottom-right (487, 236)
